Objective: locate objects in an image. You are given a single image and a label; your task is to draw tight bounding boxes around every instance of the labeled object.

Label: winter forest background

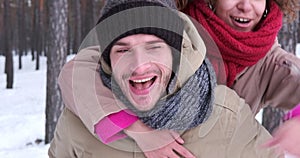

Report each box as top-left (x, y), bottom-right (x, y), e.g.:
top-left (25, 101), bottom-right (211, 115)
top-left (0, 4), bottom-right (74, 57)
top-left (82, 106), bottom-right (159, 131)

top-left (0, 0), bottom-right (300, 157)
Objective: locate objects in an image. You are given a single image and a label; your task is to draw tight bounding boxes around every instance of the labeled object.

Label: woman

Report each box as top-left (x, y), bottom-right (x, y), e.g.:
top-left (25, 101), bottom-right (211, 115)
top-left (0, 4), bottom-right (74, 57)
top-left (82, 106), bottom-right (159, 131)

top-left (58, 0), bottom-right (300, 157)
top-left (181, 0), bottom-right (300, 156)
top-left (182, 0), bottom-right (300, 113)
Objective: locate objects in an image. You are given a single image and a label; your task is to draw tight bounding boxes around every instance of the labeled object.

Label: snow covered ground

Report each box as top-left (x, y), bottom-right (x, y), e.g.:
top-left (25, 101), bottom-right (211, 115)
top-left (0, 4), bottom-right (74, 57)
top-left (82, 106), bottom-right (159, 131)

top-left (0, 46), bottom-right (299, 157)
top-left (0, 55), bottom-right (49, 158)
top-left (296, 43), bottom-right (300, 58)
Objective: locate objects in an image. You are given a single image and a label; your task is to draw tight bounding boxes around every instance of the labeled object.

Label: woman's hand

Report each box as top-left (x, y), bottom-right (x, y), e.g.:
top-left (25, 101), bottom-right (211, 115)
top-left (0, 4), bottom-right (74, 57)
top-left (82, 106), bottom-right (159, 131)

top-left (264, 117), bottom-right (300, 157)
top-left (125, 120), bottom-right (195, 158)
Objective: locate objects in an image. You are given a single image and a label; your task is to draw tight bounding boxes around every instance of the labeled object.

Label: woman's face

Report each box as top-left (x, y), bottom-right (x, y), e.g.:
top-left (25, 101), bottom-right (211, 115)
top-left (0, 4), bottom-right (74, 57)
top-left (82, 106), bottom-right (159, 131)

top-left (214, 0), bottom-right (266, 32)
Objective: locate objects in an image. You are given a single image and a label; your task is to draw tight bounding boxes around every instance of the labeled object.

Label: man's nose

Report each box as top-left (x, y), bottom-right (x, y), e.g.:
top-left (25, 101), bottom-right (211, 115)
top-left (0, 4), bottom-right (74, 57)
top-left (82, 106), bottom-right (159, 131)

top-left (130, 47), bottom-right (152, 74)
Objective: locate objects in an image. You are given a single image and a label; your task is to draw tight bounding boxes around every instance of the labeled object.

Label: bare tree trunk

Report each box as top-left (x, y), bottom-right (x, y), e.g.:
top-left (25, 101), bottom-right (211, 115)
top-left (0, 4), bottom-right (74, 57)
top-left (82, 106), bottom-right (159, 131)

top-left (0, 0), bottom-right (3, 55)
top-left (298, 11), bottom-right (300, 43)
top-left (17, 0), bottom-right (25, 70)
top-left (278, 18), bottom-right (298, 53)
top-left (35, 0), bottom-right (42, 70)
top-left (81, 0), bottom-right (94, 39)
top-left (43, 0), bottom-right (49, 57)
top-left (262, 15), bottom-right (299, 134)
top-left (262, 107), bottom-right (285, 134)
top-left (67, 1), bottom-right (72, 55)
top-left (36, 0), bottom-right (41, 70)
top-left (24, 1), bottom-right (31, 55)
top-left (36, 52), bottom-right (40, 70)
top-left (18, 52), bottom-right (22, 69)
top-left (4, 0), bottom-right (14, 89)
top-left (45, 0), bottom-right (68, 144)
top-left (30, 0), bottom-right (42, 63)
top-left (74, 0), bottom-right (82, 53)
top-left (31, 0), bottom-right (38, 61)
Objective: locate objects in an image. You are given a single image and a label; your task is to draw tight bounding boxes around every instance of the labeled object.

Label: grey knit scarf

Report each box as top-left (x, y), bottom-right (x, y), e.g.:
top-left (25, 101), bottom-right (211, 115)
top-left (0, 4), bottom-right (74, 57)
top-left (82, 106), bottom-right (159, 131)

top-left (100, 59), bottom-right (215, 131)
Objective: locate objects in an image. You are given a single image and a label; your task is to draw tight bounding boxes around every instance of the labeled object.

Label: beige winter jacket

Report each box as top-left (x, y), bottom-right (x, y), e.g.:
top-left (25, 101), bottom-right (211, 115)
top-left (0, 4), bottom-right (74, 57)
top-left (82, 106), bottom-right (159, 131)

top-left (232, 40), bottom-right (300, 114)
top-left (48, 12), bottom-right (285, 157)
top-left (49, 85), bottom-right (283, 157)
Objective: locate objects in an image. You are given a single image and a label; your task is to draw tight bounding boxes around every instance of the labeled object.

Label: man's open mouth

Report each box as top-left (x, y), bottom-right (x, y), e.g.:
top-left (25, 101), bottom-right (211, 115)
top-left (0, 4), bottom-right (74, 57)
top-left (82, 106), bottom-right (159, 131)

top-left (129, 76), bottom-right (157, 91)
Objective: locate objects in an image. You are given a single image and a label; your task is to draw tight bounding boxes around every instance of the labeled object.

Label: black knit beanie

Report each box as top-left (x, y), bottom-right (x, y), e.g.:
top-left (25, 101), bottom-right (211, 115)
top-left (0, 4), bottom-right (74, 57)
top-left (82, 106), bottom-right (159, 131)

top-left (95, 0), bottom-right (184, 66)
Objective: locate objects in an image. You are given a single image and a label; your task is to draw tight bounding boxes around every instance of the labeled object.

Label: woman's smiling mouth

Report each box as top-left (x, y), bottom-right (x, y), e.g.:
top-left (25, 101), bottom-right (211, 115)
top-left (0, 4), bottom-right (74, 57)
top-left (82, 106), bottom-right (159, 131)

top-left (230, 16), bottom-right (254, 31)
top-left (232, 16), bottom-right (251, 23)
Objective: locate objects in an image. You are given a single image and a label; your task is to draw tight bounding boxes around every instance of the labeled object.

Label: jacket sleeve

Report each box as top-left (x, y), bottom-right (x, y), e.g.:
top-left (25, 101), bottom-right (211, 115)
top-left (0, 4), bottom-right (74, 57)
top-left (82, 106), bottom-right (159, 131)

top-left (58, 46), bottom-right (130, 136)
top-left (263, 47), bottom-right (300, 110)
top-left (229, 99), bottom-right (284, 157)
top-left (233, 43), bottom-right (300, 113)
top-left (215, 85), bottom-right (284, 158)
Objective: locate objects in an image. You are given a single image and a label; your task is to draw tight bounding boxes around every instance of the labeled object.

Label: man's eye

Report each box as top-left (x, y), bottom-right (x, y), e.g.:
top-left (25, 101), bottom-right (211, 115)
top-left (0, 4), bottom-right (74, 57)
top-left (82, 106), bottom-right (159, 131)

top-left (147, 45), bottom-right (162, 50)
top-left (151, 46), bottom-right (161, 49)
top-left (116, 49), bottom-right (129, 53)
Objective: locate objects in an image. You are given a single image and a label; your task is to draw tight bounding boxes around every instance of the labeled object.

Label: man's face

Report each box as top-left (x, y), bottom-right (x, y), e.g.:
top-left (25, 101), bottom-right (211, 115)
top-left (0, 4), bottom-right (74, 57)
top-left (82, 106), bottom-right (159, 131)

top-left (110, 34), bottom-right (173, 111)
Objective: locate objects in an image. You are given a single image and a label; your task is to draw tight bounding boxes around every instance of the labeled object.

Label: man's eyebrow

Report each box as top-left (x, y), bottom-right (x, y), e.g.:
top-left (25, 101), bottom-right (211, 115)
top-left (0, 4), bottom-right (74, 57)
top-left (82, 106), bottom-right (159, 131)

top-left (114, 39), bottom-right (165, 46)
top-left (146, 39), bottom-right (165, 44)
top-left (113, 42), bottom-right (129, 46)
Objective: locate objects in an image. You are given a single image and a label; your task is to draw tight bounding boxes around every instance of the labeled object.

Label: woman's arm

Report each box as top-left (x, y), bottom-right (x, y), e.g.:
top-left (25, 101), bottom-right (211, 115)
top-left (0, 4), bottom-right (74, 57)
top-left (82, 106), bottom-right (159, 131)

top-left (58, 46), bottom-right (127, 134)
top-left (124, 120), bottom-right (195, 158)
top-left (95, 110), bottom-right (138, 143)
top-left (264, 104), bottom-right (300, 157)
top-left (232, 45), bottom-right (300, 113)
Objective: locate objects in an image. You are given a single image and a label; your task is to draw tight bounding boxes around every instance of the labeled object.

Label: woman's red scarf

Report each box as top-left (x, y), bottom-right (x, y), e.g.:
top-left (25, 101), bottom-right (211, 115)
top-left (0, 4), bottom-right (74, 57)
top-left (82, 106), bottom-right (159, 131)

top-left (183, 0), bottom-right (283, 86)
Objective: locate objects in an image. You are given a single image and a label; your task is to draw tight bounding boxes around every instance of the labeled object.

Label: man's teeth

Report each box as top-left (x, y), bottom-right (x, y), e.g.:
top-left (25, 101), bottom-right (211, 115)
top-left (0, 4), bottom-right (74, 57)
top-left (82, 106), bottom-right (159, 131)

top-left (234, 17), bottom-right (250, 22)
top-left (132, 77), bottom-right (152, 83)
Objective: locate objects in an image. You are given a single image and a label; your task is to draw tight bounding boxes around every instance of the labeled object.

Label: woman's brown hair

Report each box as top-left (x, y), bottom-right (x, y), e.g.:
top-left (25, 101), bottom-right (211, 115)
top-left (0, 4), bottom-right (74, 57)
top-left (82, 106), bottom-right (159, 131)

top-left (273, 0), bottom-right (300, 22)
top-left (175, 0), bottom-right (190, 11)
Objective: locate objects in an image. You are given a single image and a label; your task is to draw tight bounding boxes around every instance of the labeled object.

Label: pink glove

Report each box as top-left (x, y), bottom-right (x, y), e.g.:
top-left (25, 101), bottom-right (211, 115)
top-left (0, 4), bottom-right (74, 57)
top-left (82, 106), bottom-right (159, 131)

top-left (284, 103), bottom-right (300, 121)
top-left (263, 103), bottom-right (300, 157)
top-left (95, 110), bottom-right (138, 144)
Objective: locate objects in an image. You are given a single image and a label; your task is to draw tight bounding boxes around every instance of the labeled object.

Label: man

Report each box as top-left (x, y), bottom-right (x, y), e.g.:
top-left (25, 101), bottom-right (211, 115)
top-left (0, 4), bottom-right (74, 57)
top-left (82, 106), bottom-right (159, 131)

top-left (49, 0), bottom-right (283, 157)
